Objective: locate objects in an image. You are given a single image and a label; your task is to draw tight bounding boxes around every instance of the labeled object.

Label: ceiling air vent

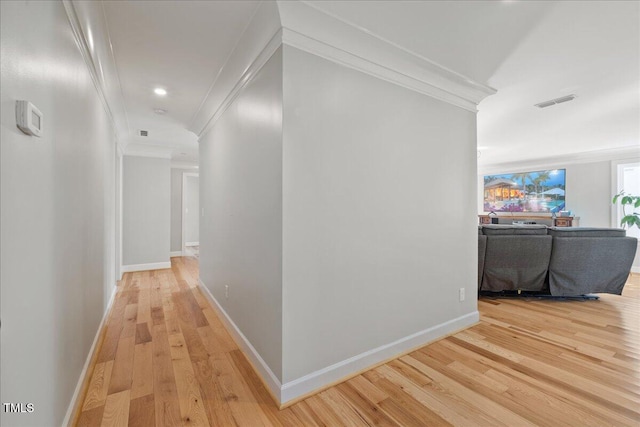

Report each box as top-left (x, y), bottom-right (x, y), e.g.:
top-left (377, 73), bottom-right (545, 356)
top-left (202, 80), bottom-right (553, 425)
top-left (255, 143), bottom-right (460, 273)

top-left (139, 130), bottom-right (148, 137)
top-left (534, 94), bottom-right (576, 109)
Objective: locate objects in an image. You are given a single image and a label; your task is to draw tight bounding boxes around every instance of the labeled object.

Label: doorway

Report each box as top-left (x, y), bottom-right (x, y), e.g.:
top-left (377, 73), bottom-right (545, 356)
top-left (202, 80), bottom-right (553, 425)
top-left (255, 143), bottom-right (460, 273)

top-left (182, 172), bottom-right (199, 258)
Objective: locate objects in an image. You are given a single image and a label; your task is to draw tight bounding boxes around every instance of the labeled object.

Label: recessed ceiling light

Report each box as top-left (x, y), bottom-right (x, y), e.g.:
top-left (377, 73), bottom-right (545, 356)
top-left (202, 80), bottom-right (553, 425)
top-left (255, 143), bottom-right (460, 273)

top-left (154, 108), bottom-right (167, 115)
top-left (154, 88), bottom-right (167, 96)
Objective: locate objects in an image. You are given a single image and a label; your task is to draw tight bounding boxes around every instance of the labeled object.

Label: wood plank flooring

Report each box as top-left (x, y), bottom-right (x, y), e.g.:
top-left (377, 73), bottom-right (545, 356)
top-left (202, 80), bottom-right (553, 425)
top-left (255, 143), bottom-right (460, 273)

top-left (76, 258), bottom-right (640, 426)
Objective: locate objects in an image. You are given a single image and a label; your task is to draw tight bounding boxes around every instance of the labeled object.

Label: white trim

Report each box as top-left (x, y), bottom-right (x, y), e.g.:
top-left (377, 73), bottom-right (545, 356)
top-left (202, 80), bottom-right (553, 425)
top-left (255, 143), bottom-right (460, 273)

top-left (171, 161), bottom-right (199, 169)
top-left (632, 267), bottom-right (640, 274)
top-left (479, 146), bottom-right (640, 176)
top-left (612, 159), bottom-right (622, 229)
top-left (62, 0), bottom-right (118, 138)
top-left (281, 28), bottom-right (485, 113)
top-left (62, 285), bottom-right (117, 427)
top-left (611, 157), bottom-right (640, 228)
top-left (123, 149), bottom-right (173, 160)
top-left (198, 279), bottom-right (478, 406)
top-left (170, 251), bottom-right (184, 258)
top-left (198, 279), bottom-right (283, 401)
top-left (121, 262), bottom-right (171, 273)
top-left (279, 310), bottom-right (479, 405)
top-left (194, 3), bottom-right (497, 137)
top-left (278, 0), bottom-right (495, 112)
top-left (197, 29), bottom-right (283, 138)
top-left (185, 241), bottom-right (199, 247)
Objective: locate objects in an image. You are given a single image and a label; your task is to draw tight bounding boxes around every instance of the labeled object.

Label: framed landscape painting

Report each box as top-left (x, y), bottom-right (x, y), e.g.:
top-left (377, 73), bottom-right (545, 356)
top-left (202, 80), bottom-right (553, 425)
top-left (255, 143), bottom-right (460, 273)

top-left (483, 169), bottom-right (566, 213)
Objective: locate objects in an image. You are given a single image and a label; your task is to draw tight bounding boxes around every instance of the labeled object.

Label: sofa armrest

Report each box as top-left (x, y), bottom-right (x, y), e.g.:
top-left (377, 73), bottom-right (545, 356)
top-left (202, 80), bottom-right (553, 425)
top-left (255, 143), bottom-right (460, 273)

top-left (549, 236), bottom-right (637, 296)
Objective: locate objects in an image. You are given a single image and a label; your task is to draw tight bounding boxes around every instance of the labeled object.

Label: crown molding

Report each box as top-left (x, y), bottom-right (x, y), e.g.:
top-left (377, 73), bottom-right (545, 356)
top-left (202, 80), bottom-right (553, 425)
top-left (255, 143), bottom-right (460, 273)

top-left (116, 141), bottom-right (125, 158)
top-left (171, 161), bottom-right (199, 169)
top-left (190, 0), bottom-right (282, 137)
top-left (280, 27), bottom-right (479, 112)
top-left (197, 29), bottom-right (283, 139)
top-left (479, 145), bottom-right (640, 175)
top-left (124, 144), bottom-right (173, 160)
top-left (62, 1), bottom-right (117, 136)
top-left (62, 0), bottom-right (130, 143)
top-left (191, 0), bottom-right (497, 138)
top-left (278, 1), bottom-right (496, 112)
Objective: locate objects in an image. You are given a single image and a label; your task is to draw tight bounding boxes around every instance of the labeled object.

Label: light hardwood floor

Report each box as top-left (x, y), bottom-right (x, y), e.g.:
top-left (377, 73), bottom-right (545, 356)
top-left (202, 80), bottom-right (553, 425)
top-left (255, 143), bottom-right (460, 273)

top-left (75, 258), bottom-right (640, 426)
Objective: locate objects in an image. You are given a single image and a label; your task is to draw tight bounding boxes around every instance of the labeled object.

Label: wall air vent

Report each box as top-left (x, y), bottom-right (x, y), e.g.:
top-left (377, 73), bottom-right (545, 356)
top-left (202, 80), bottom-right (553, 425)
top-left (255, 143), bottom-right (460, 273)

top-left (139, 130), bottom-right (148, 137)
top-left (534, 94), bottom-right (576, 108)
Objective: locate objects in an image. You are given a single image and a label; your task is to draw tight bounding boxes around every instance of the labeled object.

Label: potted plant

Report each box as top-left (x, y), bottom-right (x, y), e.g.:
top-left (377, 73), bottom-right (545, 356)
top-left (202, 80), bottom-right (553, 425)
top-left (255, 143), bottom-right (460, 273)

top-left (612, 191), bottom-right (640, 230)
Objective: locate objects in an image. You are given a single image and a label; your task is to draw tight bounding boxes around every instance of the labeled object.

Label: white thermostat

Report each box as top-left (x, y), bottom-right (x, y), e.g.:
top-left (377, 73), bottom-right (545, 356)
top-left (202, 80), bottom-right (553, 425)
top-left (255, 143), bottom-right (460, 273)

top-left (16, 100), bottom-right (43, 137)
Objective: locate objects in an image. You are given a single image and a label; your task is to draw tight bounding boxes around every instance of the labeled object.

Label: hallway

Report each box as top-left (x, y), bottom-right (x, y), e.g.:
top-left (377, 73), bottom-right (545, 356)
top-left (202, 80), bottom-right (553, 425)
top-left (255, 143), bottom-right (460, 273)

top-left (76, 256), bottom-right (298, 426)
top-left (76, 257), bottom-right (640, 426)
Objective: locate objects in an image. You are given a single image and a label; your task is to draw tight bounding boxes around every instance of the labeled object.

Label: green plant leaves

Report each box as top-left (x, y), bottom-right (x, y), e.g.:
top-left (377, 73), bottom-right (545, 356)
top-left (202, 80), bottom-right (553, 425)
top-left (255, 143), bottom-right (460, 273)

top-left (613, 190), bottom-right (640, 230)
top-left (620, 213), bottom-right (640, 229)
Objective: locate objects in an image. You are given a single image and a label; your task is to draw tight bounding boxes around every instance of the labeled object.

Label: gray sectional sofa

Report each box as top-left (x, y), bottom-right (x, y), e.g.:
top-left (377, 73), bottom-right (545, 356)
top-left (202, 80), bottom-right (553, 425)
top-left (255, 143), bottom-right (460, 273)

top-left (478, 225), bottom-right (637, 296)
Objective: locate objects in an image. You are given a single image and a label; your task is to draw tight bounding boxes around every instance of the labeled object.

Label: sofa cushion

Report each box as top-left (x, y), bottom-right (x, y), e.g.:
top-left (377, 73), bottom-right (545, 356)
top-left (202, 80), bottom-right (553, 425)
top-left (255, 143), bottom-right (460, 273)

top-left (482, 235), bottom-right (552, 291)
top-left (482, 224), bottom-right (548, 235)
top-left (547, 227), bottom-right (626, 237)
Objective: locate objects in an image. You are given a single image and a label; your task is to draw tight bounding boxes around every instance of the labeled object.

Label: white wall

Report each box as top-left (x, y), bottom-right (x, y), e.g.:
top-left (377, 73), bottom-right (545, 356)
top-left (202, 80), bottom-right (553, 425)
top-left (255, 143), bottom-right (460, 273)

top-left (122, 156), bottom-right (171, 267)
top-left (281, 45), bottom-right (478, 383)
top-left (200, 47), bottom-right (284, 380)
top-left (0, 1), bottom-right (116, 425)
top-left (199, 42), bottom-right (479, 396)
top-left (566, 161), bottom-right (611, 227)
top-left (184, 175), bottom-right (200, 244)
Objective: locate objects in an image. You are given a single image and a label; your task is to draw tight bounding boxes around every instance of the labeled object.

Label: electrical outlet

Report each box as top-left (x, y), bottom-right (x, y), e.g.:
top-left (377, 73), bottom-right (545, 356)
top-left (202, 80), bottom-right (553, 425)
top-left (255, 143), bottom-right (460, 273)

top-left (225, 285), bottom-right (229, 299)
top-left (459, 287), bottom-right (465, 302)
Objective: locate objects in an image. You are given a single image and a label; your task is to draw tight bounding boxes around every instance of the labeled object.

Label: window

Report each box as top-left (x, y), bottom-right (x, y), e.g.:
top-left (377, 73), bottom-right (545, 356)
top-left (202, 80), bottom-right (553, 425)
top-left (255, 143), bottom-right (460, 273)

top-left (613, 160), bottom-right (640, 239)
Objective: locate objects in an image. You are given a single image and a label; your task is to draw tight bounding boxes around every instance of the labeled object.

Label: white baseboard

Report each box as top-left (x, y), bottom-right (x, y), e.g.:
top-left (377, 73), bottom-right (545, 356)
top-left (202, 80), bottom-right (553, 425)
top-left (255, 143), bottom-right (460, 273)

top-left (62, 285), bottom-right (117, 427)
top-left (121, 261), bottom-right (171, 273)
top-left (197, 278), bottom-right (478, 406)
top-left (170, 251), bottom-right (183, 258)
top-left (279, 310), bottom-right (479, 405)
top-left (631, 266), bottom-right (640, 274)
top-left (185, 241), bottom-right (199, 247)
top-left (198, 279), bottom-right (283, 401)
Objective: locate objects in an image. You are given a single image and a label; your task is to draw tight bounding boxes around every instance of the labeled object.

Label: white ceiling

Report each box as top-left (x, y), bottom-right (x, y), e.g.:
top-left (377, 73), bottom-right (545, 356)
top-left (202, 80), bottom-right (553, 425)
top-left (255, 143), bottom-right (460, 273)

top-left (308, 0), bottom-right (640, 168)
top-left (99, 0), bottom-right (639, 166)
top-left (102, 0), bottom-right (260, 163)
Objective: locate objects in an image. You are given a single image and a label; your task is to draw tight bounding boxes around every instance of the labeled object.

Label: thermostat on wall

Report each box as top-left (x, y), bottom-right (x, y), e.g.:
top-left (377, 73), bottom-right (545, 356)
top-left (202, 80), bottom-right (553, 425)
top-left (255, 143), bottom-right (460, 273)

top-left (16, 100), bottom-right (43, 137)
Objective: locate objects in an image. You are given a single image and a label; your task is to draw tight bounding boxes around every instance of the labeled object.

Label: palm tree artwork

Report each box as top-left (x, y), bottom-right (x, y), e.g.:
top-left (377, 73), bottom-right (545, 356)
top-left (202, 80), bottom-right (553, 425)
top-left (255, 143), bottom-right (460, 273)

top-left (510, 172), bottom-right (531, 196)
top-left (483, 169), bottom-right (566, 213)
top-left (533, 171), bottom-right (551, 195)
